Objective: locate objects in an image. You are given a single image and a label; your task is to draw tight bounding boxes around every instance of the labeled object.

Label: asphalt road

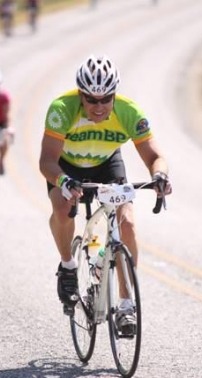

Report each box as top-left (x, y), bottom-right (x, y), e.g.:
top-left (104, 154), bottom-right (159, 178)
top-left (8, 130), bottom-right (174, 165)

top-left (0, 0), bottom-right (202, 377)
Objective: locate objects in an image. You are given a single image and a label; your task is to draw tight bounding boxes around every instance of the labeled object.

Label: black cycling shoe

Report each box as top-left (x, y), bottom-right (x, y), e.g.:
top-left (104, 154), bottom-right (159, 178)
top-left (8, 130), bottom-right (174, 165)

top-left (56, 263), bottom-right (79, 307)
top-left (115, 309), bottom-right (137, 336)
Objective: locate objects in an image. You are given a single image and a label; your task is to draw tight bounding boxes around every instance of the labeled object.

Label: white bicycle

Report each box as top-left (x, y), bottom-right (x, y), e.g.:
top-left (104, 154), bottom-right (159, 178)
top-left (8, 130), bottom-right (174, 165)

top-left (67, 180), bottom-right (165, 377)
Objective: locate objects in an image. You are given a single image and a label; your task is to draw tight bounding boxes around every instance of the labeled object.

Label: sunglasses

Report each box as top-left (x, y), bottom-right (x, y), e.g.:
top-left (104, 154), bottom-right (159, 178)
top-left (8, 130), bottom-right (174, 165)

top-left (83, 93), bottom-right (114, 104)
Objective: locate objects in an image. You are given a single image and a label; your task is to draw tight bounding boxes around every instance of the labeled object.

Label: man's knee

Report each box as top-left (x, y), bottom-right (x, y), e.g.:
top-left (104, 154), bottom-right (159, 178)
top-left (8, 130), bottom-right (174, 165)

top-left (52, 206), bottom-right (73, 224)
top-left (121, 216), bottom-right (135, 235)
top-left (118, 204), bottom-right (135, 230)
top-left (49, 188), bottom-right (72, 221)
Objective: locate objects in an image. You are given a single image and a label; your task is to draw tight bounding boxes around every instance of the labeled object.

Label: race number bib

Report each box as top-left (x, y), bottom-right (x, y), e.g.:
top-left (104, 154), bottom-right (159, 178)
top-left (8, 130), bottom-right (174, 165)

top-left (97, 184), bottom-right (135, 205)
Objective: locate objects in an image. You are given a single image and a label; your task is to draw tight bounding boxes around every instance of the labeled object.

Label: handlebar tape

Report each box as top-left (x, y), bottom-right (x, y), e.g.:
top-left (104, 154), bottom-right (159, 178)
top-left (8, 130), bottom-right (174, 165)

top-left (153, 197), bottom-right (163, 214)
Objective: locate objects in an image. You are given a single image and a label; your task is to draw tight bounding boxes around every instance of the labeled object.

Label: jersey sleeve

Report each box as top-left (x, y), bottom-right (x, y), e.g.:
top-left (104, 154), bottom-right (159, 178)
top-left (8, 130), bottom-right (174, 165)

top-left (132, 117), bottom-right (153, 145)
top-left (44, 90), bottom-right (81, 140)
top-left (44, 98), bottom-right (69, 140)
top-left (114, 95), bottom-right (153, 145)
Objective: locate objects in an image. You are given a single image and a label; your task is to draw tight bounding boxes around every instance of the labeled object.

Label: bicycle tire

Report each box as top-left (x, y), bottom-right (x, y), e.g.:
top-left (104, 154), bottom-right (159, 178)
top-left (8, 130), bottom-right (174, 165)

top-left (70, 235), bottom-right (97, 362)
top-left (107, 245), bottom-right (141, 377)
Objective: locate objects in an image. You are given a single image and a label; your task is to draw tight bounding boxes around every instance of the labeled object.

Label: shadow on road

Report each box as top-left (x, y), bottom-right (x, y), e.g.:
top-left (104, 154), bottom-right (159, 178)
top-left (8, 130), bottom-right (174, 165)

top-left (0, 357), bottom-right (119, 377)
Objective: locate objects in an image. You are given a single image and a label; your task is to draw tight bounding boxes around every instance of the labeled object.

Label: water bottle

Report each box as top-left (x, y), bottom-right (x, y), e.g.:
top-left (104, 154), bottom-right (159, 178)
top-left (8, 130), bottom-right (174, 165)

top-left (95, 246), bottom-right (105, 279)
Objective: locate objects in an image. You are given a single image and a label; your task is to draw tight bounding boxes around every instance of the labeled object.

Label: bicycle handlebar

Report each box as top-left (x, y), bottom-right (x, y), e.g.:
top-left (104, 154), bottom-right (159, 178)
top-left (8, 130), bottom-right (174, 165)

top-left (131, 181), bottom-right (166, 214)
top-left (68, 181), bottom-right (166, 218)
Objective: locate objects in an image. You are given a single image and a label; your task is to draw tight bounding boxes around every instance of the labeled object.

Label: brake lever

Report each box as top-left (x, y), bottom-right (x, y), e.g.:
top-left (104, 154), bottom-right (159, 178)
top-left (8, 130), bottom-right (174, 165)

top-left (68, 199), bottom-right (79, 218)
top-left (153, 197), bottom-right (163, 214)
top-left (153, 181), bottom-right (167, 213)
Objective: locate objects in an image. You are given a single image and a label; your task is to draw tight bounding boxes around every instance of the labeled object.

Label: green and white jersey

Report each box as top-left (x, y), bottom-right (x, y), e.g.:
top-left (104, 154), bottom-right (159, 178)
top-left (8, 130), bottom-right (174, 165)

top-left (44, 89), bottom-right (153, 168)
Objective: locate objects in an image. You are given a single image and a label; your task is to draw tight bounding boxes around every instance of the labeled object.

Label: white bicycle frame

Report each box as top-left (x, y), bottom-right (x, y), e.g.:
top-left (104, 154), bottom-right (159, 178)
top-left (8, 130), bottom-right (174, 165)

top-left (79, 183), bottom-right (136, 324)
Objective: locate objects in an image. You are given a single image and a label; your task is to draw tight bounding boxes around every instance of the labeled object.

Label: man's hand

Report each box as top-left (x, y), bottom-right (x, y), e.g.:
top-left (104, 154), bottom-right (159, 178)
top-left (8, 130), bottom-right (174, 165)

top-left (57, 175), bottom-right (82, 200)
top-left (152, 172), bottom-right (172, 197)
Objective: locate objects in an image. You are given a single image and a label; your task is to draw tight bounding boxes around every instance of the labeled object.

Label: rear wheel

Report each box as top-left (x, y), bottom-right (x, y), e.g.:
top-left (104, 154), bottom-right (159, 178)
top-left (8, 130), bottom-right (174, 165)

top-left (69, 236), bottom-right (97, 362)
top-left (108, 245), bottom-right (141, 377)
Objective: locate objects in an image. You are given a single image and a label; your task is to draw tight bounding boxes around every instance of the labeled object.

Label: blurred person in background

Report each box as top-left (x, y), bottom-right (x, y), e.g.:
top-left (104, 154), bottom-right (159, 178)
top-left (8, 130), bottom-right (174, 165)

top-left (0, 0), bottom-right (16, 37)
top-left (90, 0), bottom-right (98, 8)
top-left (0, 70), bottom-right (14, 175)
top-left (25, 0), bottom-right (40, 32)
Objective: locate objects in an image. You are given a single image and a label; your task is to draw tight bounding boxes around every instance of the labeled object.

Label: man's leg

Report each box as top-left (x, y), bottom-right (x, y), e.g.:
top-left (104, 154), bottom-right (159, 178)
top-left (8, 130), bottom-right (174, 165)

top-left (116, 202), bottom-right (138, 298)
top-left (49, 187), bottom-right (75, 262)
top-left (0, 140), bottom-right (8, 175)
top-left (115, 202), bottom-right (138, 333)
top-left (118, 202), bottom-right (138, 265)
top-left (49, 187), bottom-right (78, 306)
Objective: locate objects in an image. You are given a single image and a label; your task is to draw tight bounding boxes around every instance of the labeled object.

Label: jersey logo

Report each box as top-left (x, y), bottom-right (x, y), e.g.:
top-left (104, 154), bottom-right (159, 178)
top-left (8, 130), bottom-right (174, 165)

top-left (66, 129), bottom-right (126, 143)
top-left (136, 118), bottom-right (149, 135)
top-left (48, 110), bottom-right (62, 129)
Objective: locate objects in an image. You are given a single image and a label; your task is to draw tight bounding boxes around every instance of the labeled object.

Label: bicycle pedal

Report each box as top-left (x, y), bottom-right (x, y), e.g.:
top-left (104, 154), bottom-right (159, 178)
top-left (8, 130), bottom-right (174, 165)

top-left (63, 303), bottom-right (75, 316)
top-left (120, 324), bottom-right (136, 337)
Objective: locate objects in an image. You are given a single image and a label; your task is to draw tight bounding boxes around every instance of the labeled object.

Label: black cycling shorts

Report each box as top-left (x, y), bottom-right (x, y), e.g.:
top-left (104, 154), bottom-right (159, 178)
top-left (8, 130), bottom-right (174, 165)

top-left (47, 148), bottom-right (127, 193)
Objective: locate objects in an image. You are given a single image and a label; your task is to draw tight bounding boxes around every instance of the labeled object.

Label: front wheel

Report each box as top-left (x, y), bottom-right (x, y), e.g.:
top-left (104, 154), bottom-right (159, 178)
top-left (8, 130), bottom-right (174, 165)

top-left (69, 235), bottom-right (97, 362)
top-left (108, 245), bottom-right (141, 377)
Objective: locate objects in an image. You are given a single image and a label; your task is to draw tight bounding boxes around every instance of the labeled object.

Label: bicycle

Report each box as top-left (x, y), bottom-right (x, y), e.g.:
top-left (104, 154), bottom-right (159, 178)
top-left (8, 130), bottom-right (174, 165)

top-left (66, 180), bottom-right (166, 377)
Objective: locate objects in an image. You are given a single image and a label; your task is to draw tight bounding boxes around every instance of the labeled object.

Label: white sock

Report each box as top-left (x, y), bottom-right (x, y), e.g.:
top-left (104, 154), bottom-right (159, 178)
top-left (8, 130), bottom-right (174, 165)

top-left (119, 298), bottom-right (134, 310)
top-left (61, 258), bottom-right (77, 270)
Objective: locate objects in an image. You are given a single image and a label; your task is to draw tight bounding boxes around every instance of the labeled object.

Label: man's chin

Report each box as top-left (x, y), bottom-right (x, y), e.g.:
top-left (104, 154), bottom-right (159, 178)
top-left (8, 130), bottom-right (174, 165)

top-left (91, 114), bottom-right (107, 123)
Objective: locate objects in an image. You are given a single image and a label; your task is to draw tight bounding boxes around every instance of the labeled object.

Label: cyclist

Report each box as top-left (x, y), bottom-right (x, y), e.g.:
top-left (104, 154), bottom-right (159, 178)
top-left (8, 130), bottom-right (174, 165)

top-left (39, 55), bottom-right (172, 332)
top-left (0, 0), bottom-right (16, 37)
top-left (0, 70), bottom-right (14, 175)
top-left (25, 0), bottom-right (40, 32)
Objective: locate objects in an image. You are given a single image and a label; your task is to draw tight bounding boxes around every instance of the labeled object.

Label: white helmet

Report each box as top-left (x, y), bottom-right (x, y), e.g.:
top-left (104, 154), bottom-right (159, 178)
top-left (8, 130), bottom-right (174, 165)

top-left (76, 55), bottom-right (120, 96)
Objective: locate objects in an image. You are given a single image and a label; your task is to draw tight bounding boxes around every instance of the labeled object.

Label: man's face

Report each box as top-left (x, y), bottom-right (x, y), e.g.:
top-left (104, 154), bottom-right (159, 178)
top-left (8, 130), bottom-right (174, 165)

top-left (80, 92), bottom-right (115, 123)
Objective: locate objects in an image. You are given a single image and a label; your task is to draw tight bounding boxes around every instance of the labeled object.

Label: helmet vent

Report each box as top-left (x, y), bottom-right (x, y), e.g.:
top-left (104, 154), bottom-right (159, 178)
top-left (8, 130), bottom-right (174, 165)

top-left (84, 73), bottom-right (92, 86)
top-left (97, 69), bottom-right (101, 85)
top-left (105, 75), bottom-right (113, 87)
top-left (106, 59), bottom-right (112, 68)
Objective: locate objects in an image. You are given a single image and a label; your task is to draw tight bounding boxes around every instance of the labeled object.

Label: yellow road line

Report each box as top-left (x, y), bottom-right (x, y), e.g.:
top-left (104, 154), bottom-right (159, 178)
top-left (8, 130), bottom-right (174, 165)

top-left (140, 240), bottom-right (202, 279)
top-left (140, 262), bottom-right (202, 302)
